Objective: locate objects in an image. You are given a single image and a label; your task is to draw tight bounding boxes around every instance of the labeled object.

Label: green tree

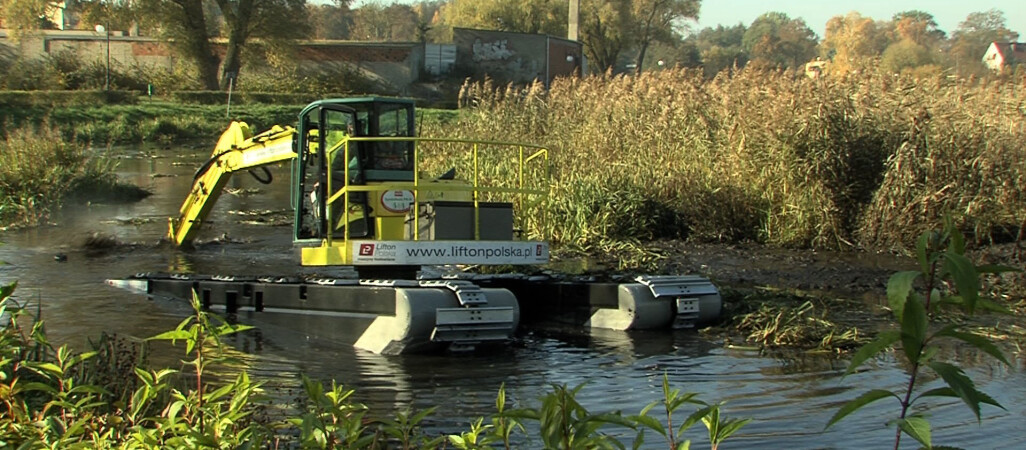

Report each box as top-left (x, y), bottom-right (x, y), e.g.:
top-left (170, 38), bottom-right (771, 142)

top-left (576, 0), bottom-right (635, 72)
top-left (948, 9), bottom-right (1019, 76)
top-left (742, 12), bottom-right (817, 69)
top-left (683, 23), bottom-right (747, 77)
top-left (820, 12), bottom-right (892, 74)
top-left (891, 10), bottom-right (945, 47)
top-left (134, 0), bottom-right (308, 90)
top-left (411, 1), bottom-right (445, 42)
top-left (0, 0), bottom-right (63, 37)
top-left (307, 1), bottom-right (354, 40)
top-left (875, 11), bottom-right (945, 76)
top-left (215, 0), bottom-right (309, 89)
top-left (438, 0), bottom-right (566, 37)
top-left (75, 0), bottom-right (140, 33)
top-left (880, 39), bottom-right (935, 73)
top-left (351, 1), bottom-right (419, 41)
top-left (137, 0), bottom-right (221, 89)
top-left (630, 0), bottom-right (698, 73)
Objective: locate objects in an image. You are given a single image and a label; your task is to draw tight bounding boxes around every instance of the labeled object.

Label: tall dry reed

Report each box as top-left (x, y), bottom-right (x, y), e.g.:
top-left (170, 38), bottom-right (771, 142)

top-left (444, 68), bottom-right (1026, 252)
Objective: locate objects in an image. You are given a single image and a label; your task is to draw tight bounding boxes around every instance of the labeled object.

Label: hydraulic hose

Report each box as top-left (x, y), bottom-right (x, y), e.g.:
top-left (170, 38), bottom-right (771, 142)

top-left (248, 166), bottom-right (273, 184)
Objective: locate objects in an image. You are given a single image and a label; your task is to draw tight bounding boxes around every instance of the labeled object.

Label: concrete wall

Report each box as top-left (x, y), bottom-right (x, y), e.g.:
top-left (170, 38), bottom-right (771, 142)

top-left (453, 28), bottom-right (583, 86)
top-left (0, 30), bottom-right (422, 90)
top-left (1, 28), bottom-right (582, 90)
top-left (294, 41), bottom-right (422, 89)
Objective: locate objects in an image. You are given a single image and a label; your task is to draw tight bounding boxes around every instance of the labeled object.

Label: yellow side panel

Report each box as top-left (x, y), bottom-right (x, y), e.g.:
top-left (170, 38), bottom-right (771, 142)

top-left (376, 216), bottom-right (406, 240)
top-left (421, 180), bottom-right (473, 202)
top-left (301, 244), bottom-right (351, 266)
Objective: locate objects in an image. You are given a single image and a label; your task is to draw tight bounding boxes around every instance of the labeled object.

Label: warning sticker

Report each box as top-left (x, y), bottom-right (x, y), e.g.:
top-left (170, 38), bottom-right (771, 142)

top-left (380, 190), bottom-right (415, 213)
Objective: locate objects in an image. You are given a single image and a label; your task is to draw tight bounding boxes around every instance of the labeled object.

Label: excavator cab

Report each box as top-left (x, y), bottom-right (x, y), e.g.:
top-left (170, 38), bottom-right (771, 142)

top-left (294, 98), bottom-right (416, 242)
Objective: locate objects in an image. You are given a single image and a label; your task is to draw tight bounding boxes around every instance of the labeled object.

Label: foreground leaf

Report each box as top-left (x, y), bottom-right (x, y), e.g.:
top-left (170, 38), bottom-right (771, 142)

top-left (844, 331), bottom-right (900, 377)
top-left (630, 413), bottom-right (665, 437)
top-left (943, 252), bottom-right (979, 313)
top-left (974, 264), bottom-right (1021, 275)
top-left (900, 296), bottom-right (927, 362)
top-left (927, 361), bottom-right (1004, 422)
top-left (975, 298), bottom-right (1012, 315)
top-left (913, 387), bottom-right (958, 403)
top-left (932, 327), bottom-right (1010, 366)
top-left (825, 389), bottom-right (897, 429)
top-left (887, 271), bottom-right (920, 321)
top-left (892, 415), bottom-right (931, 448)
top-left (0, 281), bottom-right (16, 299)
top-left (148, 329), bottom-right (192, 342)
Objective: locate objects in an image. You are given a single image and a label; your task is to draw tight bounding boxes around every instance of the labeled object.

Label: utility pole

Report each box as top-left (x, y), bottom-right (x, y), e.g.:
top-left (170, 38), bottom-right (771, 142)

top-left (105, 21), bottom-right (110, 91)
top-left (568, 0), bottom-right (579, 41)
top-left (94, 22), bottom-right (110, 91)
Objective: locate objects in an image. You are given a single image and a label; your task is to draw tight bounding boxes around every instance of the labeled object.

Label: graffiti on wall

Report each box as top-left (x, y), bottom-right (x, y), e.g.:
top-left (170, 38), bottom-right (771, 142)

top-left (472, 39), bottom-right (514, 62)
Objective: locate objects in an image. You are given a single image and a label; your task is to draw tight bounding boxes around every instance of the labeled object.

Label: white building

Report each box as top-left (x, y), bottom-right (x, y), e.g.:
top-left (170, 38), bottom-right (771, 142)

top-left (982, 42), bottom-right (1026, 72)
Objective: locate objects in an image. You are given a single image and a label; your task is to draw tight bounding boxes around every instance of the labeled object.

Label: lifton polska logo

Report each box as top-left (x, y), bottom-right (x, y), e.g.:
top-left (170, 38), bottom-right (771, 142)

top-left (359, 244), bottom-right (375, 256)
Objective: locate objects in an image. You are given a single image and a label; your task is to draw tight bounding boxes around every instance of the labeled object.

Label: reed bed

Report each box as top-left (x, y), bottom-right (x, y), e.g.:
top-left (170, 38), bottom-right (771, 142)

top-left (0, 126), bottom-right (85, 225)
top-left (0, 125), bottom-right (145, 227)
top-left (446, 69), bottom-right (1026, 252)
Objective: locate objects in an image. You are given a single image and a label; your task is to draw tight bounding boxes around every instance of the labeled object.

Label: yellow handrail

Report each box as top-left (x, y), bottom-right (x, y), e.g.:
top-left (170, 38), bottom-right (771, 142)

top-left (322, 135), bottom-right (550, 248)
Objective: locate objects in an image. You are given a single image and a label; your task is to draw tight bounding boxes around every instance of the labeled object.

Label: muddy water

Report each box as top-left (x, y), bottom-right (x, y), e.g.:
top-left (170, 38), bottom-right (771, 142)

top-left (1, 147), bottom-right (1024, 448)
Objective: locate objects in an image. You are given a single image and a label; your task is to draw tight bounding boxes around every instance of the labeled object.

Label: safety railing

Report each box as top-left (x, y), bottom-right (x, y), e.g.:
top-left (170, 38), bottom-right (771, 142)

top-left (322, 136), bottom-right (550, 248)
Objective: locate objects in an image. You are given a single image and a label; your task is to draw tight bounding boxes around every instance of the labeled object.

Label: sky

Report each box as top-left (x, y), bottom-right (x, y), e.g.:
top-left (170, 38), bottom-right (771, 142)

top-left (692, 0), bottom-right (1024, 38)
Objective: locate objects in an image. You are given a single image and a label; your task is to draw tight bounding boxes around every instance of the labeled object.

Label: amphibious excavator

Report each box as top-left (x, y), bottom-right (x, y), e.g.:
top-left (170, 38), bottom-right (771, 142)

top-left (108, 97), bottom-right (721, 354)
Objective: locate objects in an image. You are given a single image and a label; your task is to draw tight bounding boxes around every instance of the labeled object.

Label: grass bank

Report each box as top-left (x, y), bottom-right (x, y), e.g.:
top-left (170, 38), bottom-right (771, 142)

top-left (446, 69), bottom-right (1026, 253)
top-left (0, 101), bottom-right (303, 146)
top-left (0, 98), bottom-right (459, 147)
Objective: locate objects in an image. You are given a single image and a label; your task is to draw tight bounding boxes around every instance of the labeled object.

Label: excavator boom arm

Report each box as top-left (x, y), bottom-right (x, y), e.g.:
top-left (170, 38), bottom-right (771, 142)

top-left (169, 123), bottom-right (298, 246)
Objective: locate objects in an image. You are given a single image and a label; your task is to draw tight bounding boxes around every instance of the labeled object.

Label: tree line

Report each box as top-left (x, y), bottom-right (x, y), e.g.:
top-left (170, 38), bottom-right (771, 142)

top-left (0, 0), bottom-right (1020, 91)
top-left (678, 9), bottom-right (1021, 79)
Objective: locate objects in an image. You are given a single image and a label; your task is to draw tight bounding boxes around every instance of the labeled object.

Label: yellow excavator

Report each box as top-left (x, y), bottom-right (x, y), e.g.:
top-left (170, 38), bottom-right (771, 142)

top-left (110, 97), bottom-right (721, 354)
top-left (169, 97), bottom-right (549, 270)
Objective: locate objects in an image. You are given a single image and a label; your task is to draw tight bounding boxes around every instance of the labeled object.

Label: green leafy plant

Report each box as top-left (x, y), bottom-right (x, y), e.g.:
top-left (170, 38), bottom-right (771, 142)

top-left (450, 378), bottom-right (750, 450)
top-left (0, 281), bottom-right (116, 448)
top-left (701, 403), bottom-right (751, 450)
top-left (288, 374), bottom-right (376, 448)
top-left (145, 290), bottom-right (266, 447)
top-left (447, 417), bottom-right (495, 449)
top-left (826, 218), bottom-right (1017, 449)
top-left (379, 405), bottom-right (444, 449)
top-left (631, 374), bottom-right (750, 450)
top-left (535, 383), bottom-right (636, 449)
top-left (484, 382), bottom-right (527, 450)
top-left (447, 381), bottom-right (635, 450)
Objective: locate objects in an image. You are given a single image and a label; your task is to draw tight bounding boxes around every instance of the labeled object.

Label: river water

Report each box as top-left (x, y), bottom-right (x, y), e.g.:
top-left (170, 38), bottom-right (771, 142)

top-left (1, 146), bottom-right (1024, 448)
